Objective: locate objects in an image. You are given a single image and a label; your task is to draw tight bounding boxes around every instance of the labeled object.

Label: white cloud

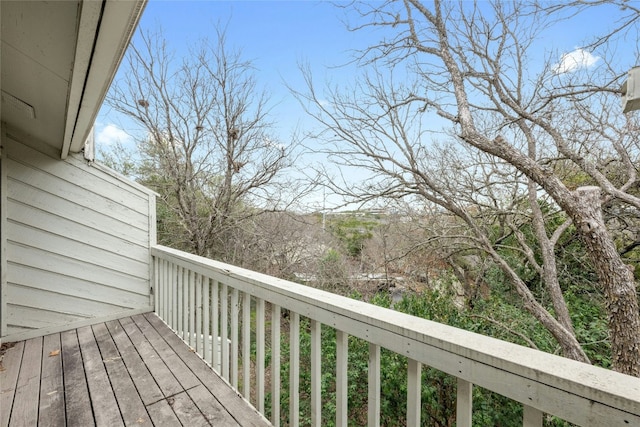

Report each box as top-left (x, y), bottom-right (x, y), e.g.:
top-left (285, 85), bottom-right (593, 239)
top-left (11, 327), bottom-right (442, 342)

top-left (553, 48), bottom-right (600, 74)
top-left (95, 124), bottom-right (133, 147)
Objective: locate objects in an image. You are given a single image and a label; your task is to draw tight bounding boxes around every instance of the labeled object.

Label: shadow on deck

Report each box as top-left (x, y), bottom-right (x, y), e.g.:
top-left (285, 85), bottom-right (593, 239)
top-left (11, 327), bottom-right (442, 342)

top-left (0, 313), bottom-right (270, 427)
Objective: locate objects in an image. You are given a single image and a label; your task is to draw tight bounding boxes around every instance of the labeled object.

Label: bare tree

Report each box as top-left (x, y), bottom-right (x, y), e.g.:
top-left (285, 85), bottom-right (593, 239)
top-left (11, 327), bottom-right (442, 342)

top-left (295, 1), bottom-right (640, 374)
top-left (106, 27), bottom-right (294, 258)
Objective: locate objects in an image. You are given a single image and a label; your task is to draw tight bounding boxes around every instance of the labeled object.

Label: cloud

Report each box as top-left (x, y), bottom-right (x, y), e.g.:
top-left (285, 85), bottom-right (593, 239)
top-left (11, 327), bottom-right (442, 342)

top-left (95, 124), bottom-right (133, 147)
top-left (553, 48), bottom-right (600, 74)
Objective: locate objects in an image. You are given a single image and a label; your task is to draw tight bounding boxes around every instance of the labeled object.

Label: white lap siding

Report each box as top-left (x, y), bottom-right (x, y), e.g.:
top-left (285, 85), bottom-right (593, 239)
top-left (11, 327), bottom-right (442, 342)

top-left (1, 134), bottom-right (156, 341)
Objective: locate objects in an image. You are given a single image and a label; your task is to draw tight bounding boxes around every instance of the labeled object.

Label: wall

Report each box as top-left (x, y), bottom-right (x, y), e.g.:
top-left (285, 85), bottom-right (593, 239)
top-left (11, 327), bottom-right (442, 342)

top-left (0, 131), bottom-right (156, 341)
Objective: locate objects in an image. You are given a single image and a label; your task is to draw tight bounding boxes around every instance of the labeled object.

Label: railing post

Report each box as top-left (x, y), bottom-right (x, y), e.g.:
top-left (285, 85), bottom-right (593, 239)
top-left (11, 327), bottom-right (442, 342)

top-left (368, 343), bottom-right (380, 427)
top-left (336, 330), bottom-right (348, 427)
top-left (221, 282), bottom-right (229, 380)
top-left (177, 266), bottom-right (184, 338)
top-left (256, 298), bottom-right (266, 414)
top-left (456, 378), bottom-right (473, 427)
top-left (523, 405), bottom-right (543, 427)
top-left (170, 262), bottom-right (177, 328)
top-left (271, 304), bottom-right (281, 426)
top-left (242, 291), bottom-right (251, 397)
top-left (211, 280), bottom-right (219, 370)
top-left (203, 277), bottom-right (210, 364)
top-left (188, 270), bottom-right (195, 348)
top-left (164, 260), bottom-right (170, 326)
top-left (160, 258), bottom-right (166, 320)
top-left (154, 257), bottom-right (160, 315)
top-left (181, 267), bottom-right (188, 342)
top-left (407, 359), bottom-right (421, 427)
top-left (311, 320), bottom-right (321, 427)
top-left (289, 312), bottom-right (300, 427)
top-left (195, 273), bottom-right (202, 354)
top-left (230, 288), bottom-right (239, 388)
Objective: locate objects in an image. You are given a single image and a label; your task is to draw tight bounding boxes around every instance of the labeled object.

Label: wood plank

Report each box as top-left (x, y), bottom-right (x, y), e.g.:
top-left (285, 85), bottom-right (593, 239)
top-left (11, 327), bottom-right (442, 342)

top-left (7, 282), bottom-right (125, 318)
top-left (144, 313), bottom-right (269, 426)
top-left (76, 325), bottom-right (124, 427)
top-left (8, 243), bottom-right (149, 295)
top-left (270, 304), bottom-right (281, 426)
top-left (456, 378), bottom-right (473, 427)
top-left (6, 222), bottom-right (149, 279)
top-left (289, 311), bottom-right (300, 427)
top-left (5, 304), bottom-right (88, 331)
top-left (187, 384), bottom-right (241, 426)
top-left (145, 399), bottom-right (181, 426)
top-left (406, 359), bottom-right (421, 427)
top-left (368, 343), bottom-right (380, 427)
top-left (167, 390), bottom-right (210, 427)
top-left (0, 341), bottom-right (24, 427)
top-left (105, 319), bottom-right (164, 406)
top-left (118, 317), bottom-right (183, 397)
top-left (1, 147), bottom-right (7, 338)
top-left (310, 319), bottom-right (320, 427)
top-left (7, 198), bottom-right (149, 260)
top-left (8, 262), bottom-right (149, 308)
top-left (7, 177), bottom-right (148, 245)
top-left (130, 314), bottom-right (200, 390)
top-left (39, 333), bottom-right (66, 427)
top-left (523, 405), bottom-right (543, 426)
top-left (10, 337), bottom-right (43, 426)
top-left (335, 330), bottom-right (348, 427)
top-left (92, 323), bottom-right (150, 426)
top-left (6, 144), bottom-right (150, 218)
top-left (61, 329), bottom-right (95, 427)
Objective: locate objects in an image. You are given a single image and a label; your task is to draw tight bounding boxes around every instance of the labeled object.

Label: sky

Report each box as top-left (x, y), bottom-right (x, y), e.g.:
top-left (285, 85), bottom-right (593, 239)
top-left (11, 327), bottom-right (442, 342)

top-left (97, 1), bottom-right (362, 147)
top-left (95, 0), bottom-right (636, 211)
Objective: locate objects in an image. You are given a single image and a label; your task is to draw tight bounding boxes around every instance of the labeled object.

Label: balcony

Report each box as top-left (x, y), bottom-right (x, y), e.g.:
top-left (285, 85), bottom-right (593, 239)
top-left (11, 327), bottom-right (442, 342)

top-left (2, 244), bottom-right (639, 426)
top-left (2, 2), bottom-right (639, 425)
top-left (150, 245), bottom-right (639, 426)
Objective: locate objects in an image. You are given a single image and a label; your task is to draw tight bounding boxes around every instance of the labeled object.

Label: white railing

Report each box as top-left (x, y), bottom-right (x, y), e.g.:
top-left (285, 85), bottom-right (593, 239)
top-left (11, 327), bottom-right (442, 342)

top-left (151, 245), bottom-right (640, 426)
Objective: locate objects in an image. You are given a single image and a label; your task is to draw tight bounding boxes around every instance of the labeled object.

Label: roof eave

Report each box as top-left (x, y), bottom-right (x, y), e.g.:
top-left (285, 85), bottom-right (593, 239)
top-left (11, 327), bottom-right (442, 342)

top-left (61, 0), bottom-right (146, 160)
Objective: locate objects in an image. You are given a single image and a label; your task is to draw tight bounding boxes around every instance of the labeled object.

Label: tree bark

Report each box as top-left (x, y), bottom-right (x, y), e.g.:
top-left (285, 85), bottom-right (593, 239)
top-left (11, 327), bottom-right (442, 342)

top-left (573, 187), bottom-right (640, 376)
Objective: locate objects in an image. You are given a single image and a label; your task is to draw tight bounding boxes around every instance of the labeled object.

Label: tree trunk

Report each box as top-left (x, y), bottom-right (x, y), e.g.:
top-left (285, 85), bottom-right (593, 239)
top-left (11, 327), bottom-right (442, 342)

top-left (574, 187), bottom-right (640, 376)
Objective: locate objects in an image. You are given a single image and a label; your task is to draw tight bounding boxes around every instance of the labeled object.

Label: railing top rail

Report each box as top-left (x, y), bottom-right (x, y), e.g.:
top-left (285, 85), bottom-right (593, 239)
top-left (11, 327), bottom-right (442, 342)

top-left (152, 245), bottom-right (640, 425)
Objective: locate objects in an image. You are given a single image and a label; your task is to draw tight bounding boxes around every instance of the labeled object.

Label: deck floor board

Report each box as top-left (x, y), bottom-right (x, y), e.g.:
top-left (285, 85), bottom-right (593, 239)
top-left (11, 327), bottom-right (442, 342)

top-left (0, 314), bottom-right (269, 427)
top-left (92, 323), bottom-right (150, 426)
top-left (11, 337), bottom-right (42, 427)
top-left (77, 325), bottom-right (125, 427)
top-left (61, 330), bottom-right (94, 427)
top-left (38, 333), bottom-right (65, 427)
top-left (1, 341), bottom-right (24, 427)
top-left (143, 313), bottom-right (268, 427)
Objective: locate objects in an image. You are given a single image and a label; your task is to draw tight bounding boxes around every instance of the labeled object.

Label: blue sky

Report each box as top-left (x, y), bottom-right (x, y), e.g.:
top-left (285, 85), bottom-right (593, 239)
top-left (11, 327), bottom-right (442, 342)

top-left (96, 0), bottom-right (636, 210)
top-left (97, 1), bottom-right (363, 149)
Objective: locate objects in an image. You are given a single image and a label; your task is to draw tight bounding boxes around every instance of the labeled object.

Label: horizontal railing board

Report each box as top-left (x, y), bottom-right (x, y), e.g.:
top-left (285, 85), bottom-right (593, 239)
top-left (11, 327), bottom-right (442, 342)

top-left (153, 245), bottom-right (640, 426)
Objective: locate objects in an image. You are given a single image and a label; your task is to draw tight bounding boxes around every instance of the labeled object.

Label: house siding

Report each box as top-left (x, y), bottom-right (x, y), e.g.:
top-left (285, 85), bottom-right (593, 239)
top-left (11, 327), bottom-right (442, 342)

top-left (1, 133), bottom-right (156, 341)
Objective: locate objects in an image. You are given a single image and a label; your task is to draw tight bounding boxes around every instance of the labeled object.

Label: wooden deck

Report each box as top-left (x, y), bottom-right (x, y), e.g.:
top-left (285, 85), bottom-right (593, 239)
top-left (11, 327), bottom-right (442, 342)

top-left (0, 313), bottom-right (270, 426)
